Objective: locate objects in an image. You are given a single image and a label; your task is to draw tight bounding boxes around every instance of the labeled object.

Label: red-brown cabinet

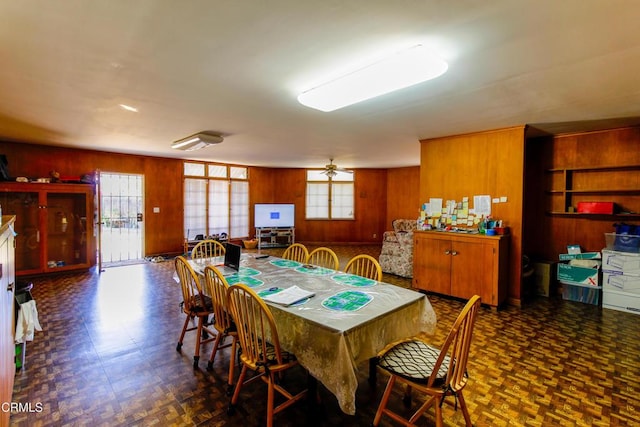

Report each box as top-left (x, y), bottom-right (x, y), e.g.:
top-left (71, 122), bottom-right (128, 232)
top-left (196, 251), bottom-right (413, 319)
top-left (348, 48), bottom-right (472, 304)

top-left (413, 231), bottom-right (509, 308)
top-left (0, 183), bottom-right (95, 276)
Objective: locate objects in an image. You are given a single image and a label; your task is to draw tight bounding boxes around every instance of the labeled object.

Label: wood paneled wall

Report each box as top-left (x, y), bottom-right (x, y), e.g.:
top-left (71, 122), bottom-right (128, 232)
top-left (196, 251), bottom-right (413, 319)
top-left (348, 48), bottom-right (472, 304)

top-left (250, 167), bottom-right (389, 243)
top-left (419, 126), bottom-right (527, 305)
top-left (1, 142), bottom-right (395, 260)
top-left (1, 141), bottom-right (184, 257)
top-left (385, 166), bottom-right (420, 228)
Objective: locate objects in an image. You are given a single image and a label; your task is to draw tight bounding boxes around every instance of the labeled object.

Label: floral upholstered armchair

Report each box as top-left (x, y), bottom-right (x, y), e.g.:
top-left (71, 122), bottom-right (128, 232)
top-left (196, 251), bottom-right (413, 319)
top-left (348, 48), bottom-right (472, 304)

top-left (379, 219), bottom-right (417, 278)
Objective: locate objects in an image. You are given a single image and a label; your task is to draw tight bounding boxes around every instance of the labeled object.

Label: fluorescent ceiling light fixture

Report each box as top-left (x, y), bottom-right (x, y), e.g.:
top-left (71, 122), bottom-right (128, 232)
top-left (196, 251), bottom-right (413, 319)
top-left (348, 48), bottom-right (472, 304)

top-left (119, 104), bottom-right (138, 112)
top-left (297, 44), bottom-right (448, 112)
top-left (171, 132), bottom-right (224, 151)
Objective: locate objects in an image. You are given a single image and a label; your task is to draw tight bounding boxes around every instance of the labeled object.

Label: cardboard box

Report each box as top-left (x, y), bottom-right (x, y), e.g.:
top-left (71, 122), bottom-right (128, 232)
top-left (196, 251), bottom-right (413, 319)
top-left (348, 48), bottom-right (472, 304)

top-left (577, 201), bottom-right (615, 214)
top-left (558, 252), bottom-right (601, 261)
top-left (562, 283), bottom-right (601, 305)
top-left (533, 261), bottom-right (556, 297)
top-left (603, 288), bottom-right (640, 315)
top-left (557, 263), bottom-right (600, 287)
top-left (602, 271), bottom-right (640, 294)
top-left (602, 249), bottom-right (640, 274)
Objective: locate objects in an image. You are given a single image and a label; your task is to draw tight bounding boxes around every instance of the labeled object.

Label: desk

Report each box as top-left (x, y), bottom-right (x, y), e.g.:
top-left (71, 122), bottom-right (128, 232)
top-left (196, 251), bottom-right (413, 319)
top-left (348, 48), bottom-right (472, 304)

top-left (190, 255), bottom-right (437, 415)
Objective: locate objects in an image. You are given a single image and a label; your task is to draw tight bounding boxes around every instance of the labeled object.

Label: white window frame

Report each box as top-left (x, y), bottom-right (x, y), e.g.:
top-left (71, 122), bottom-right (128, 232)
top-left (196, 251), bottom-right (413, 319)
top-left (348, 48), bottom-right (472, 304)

top-left (183, 161), bottom-right (249, 239)
top-left (305, 169), bottom-right (355, 220)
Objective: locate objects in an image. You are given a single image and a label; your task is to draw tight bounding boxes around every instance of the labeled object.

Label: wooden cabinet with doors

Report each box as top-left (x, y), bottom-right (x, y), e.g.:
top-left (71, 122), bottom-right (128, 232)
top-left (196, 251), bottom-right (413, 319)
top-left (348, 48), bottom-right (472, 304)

top-left (413, 231), bottom-right (509, 308)
top-left (0, 183), bottom-right (95, 276)
top-left (1, 216), bottom-right (16, 427)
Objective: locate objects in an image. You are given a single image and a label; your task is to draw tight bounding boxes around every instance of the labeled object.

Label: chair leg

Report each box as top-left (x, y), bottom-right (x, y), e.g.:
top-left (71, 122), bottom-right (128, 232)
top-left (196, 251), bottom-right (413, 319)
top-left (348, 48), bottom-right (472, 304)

top-left (434, 396), bottom-right (444, 427)
top-left (457, 391), bottom-right (473, 426)
top-left (206, 332), bottom-right (224, 371)
top-left (227, 337), bottom-right (237, 393)
top-left (230, 364), bottom-right (248, 408)
top-left (408, 394), bottom-right (437, 425)
top-left (267, 374), bottom-right (275, 427)
top-left (177, 314), bottom-right (191, 352)
top-left (193, 317), bottom-right (203, 368)
top-left (372, 375), bottom-right (396, 426)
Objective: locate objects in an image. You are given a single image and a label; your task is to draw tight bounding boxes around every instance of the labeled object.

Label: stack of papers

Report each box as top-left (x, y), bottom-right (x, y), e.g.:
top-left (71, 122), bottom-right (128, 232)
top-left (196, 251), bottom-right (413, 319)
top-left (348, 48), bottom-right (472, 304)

top-left (262, 285), bottom-right (315, 306)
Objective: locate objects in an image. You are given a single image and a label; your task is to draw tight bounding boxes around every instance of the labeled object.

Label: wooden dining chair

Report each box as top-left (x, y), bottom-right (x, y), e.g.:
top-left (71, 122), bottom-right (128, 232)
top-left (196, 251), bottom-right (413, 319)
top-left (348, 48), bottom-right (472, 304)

top-left (344, 254), bottom-right (383, 281)
top-left (306, 246), bottom-right (340, 270)
top-left (203, 265), bottom-right (238, 394)
top-left (372, 295), bottom-right (482, 427)
top-left (191, 239), bottom-right (226, 260)
top-left (174, 256), bottom-right (216, 368)
top-left (282, 243), bottom-right (309, 263)
top-left (226, 283), bottom-right (308, 427)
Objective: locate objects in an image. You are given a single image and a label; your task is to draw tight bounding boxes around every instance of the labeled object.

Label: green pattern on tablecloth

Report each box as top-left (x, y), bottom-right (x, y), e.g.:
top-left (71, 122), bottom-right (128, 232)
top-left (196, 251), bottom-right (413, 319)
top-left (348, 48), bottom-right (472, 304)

top-left (270, 259), bottom-right (301, 268)
top-left (322, 291), bottom-right (373, 311)
top-left (332, 274), bottom-right (376, 287)
top-left (237, 267), bottom-right (261, 276)
top-left (296, 265), bottom-right (334, 275)
top-left (226, 275), bottom-right (264, 288)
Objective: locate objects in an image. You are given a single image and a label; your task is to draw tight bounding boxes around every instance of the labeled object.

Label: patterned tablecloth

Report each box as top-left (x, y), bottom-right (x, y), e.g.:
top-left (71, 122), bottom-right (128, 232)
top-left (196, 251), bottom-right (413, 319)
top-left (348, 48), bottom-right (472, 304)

top-left (190, 254), bottom-right (437, 415)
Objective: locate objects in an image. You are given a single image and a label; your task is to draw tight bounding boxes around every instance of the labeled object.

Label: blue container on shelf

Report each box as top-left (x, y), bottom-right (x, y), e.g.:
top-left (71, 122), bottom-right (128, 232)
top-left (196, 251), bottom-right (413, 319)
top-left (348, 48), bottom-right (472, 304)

top-left (613, 223), bottom-right (640, 253)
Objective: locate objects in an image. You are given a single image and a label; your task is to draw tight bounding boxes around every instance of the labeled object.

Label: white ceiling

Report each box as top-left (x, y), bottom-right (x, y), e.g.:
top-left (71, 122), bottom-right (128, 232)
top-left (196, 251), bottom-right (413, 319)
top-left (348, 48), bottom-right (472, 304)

top-left (1, 1), bottom-right (639, 169)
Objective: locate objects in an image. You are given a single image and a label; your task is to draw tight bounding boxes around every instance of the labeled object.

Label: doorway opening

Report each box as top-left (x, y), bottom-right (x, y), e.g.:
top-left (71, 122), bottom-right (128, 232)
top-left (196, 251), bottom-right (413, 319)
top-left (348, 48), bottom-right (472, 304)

top-left (99, 172), bottom-right (144, 267)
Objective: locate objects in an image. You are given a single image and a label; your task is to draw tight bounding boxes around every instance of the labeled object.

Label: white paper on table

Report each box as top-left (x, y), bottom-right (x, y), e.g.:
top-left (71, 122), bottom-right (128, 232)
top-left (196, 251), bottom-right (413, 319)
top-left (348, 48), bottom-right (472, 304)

top-left (262, 285), bottom-right (315, 306)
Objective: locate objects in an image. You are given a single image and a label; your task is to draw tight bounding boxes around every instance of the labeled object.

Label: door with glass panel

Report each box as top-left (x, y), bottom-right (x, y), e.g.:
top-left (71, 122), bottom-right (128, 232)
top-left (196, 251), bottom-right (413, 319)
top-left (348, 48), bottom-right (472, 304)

top-left (99, 172), bottom-right (144, 267)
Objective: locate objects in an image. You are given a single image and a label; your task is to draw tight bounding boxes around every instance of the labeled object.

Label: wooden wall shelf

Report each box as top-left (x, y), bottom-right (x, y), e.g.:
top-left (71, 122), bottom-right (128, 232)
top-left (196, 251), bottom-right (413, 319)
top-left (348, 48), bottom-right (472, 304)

top-left (547, 164), bottom-right (640, 172)
top-left (545, 163), bottom-right (640, 215)
top-left (547, 212), bottom-right (640, 219)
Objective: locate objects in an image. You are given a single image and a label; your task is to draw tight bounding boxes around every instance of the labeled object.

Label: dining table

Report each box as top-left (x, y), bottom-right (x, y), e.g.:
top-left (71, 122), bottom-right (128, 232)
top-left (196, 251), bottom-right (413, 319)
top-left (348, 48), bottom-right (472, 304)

top-left (189, 253), bottom-right (437, 415)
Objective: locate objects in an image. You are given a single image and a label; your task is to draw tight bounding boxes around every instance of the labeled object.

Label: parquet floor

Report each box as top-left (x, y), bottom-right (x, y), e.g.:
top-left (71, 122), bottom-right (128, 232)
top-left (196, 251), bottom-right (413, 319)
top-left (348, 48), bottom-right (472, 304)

top-left (10, 244), bottom-right (640, 426)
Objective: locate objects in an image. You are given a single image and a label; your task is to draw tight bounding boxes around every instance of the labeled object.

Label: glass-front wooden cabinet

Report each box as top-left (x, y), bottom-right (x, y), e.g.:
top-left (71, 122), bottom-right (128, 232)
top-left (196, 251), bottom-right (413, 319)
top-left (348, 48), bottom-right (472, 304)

top-left (0, 182), bottom-right (95, 276)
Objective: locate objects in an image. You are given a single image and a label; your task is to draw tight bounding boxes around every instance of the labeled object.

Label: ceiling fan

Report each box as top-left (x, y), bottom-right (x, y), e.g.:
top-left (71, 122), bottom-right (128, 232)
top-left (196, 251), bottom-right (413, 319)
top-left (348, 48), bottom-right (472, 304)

top-left (321, 158), bottom-right (353, 177)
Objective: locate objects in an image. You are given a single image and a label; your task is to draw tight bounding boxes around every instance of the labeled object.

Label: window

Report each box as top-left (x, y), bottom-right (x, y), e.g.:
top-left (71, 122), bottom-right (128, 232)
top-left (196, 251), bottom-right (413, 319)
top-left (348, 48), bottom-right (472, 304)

top-left (184, 178), bottom-right (207, 238)
top-left (183, 162), bottom-right (249, 239)
top-left (306, 170), bottom-right (354, 219)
